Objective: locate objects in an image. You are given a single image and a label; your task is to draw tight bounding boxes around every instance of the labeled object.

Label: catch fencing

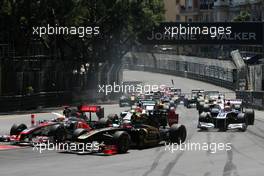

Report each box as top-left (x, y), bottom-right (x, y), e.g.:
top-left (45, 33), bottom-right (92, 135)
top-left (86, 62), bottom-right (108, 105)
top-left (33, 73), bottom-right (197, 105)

top-left (236, 90), bottom-right (264, 110)
top-left (123, 52), bottom-right (236, 90)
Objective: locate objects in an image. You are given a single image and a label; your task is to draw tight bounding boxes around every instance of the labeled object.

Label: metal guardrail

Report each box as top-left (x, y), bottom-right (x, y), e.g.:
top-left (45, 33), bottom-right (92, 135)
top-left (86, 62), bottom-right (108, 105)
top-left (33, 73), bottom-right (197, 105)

top-left (0, 91), bottom-right (72, 112)
top-left (127, 65), bottom-right (235, 90)
top-left (0, 61), bottom-right (123, 112)
top-left (123, 53), bottom-right (236, 90)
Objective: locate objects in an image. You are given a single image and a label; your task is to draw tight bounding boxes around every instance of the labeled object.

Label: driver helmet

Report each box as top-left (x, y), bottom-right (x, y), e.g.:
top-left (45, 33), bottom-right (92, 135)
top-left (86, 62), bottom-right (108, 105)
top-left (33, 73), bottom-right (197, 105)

top-left (224, 105), bottom-right (231, 111)
top-left (122, 120), bottom-right (132, 128)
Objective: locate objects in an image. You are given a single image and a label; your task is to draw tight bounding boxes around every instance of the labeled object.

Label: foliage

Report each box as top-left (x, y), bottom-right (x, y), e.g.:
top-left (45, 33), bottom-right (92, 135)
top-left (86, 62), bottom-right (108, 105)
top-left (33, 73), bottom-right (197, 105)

top-left (233, 11), bottom-right (251, 22)
top-left (0, 0), bottom-right (165, 64)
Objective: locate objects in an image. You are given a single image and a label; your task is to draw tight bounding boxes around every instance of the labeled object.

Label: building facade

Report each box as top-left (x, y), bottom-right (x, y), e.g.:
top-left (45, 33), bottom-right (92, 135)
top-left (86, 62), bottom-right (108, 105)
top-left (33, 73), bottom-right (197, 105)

top-left (163, 0), bottom-right (264, 90)
top-left (213, 0), bottom-right (263, 22)
top-left (164, 0), bottom-right (215, 22)
top-left (164, 0), bottom-right (263, 22)
top-left (164, 0), bottom-right (185, 22)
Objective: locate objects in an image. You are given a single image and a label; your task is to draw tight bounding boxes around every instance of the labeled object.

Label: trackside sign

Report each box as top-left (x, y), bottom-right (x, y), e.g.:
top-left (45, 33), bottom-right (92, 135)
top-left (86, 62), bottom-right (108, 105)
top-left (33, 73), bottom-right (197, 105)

top-left (141, 22), bottom-right (263, 45)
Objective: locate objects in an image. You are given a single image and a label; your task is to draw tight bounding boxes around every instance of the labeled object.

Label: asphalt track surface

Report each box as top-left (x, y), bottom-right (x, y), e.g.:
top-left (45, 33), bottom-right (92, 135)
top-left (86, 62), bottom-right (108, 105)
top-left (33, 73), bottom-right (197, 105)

top-left (0, 70), bottom-right (264, 176)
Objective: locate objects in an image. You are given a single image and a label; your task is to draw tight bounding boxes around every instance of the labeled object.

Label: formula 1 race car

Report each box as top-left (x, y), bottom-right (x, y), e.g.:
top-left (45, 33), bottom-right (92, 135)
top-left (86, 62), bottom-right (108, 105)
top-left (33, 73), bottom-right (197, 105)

top-left (184, 90), bottom-right (204, 108)
top-left (196, 91), bottom-right (224, 114)
top-left (119, 95), bottom-right (131, 107)
top-left (69, 104), bottom-right (186, 154)
top-left (170, 88), bottom-right (183, 104)
top-left (197, 91), bottom-right (223, 113)
top-left (138, 100), bottom-right (156, 111)
top-left (9, 118), bottom-right (91, 145)
top-left (9, 105), bottom-right (106, 145)
top-left (0, 135), bottom-right (10, 142)
top-left (198, 99), bottom-right (255, 132)
top-left (71, 119), bottom-right (186, 154)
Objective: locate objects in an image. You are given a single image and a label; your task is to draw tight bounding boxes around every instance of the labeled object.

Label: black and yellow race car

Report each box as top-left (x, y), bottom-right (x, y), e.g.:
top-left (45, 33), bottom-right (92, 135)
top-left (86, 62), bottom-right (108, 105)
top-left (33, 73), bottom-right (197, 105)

top-left (68, 107), bottom-right (187, 154)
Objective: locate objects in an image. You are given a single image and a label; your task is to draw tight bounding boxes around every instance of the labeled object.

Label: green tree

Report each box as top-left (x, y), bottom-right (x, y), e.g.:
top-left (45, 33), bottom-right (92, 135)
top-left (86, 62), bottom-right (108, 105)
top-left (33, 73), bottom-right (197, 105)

top-left (0, 0), bottom-right (165, 93)
top-left (0, 0), bottom-right (164, 63)
top-left (233, 11), bottom-right (251, 22)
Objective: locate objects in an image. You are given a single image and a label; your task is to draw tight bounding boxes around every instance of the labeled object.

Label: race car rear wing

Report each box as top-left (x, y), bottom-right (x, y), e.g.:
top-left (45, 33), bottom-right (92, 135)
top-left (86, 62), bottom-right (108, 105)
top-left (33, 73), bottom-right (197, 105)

top-left (78, 105), bottom-right (99, 112)
top-left (77, 105), bottom-right (104, 119)
top-left (141, 101), bottom-right (156, 107)
top-left (191, 89), bottom-right (205, 93)
top-left (224, 99), bottom-right (242, 105)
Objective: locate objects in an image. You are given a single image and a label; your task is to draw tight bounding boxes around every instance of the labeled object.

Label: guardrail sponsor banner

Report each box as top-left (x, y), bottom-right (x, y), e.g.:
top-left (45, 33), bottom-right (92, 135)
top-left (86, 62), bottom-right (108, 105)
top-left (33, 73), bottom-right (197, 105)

top-left (140, 22), bottom-right (263, 45)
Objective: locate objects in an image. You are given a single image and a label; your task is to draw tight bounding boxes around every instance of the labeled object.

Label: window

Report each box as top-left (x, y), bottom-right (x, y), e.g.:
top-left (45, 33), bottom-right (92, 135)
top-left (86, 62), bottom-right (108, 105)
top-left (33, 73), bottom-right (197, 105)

top-left (186, 0), bottom-right (192, 8)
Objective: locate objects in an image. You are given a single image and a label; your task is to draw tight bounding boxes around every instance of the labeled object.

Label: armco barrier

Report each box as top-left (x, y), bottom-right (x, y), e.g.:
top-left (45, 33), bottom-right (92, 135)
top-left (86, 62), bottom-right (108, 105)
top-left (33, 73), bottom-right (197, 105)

top-left (126, 64), bottom-right (235, 90)
top-left (123, 52), bottom-right (236, 90)
top-left (0, 91), bottom-right (72, 112)
top-left (0, 61), bottom-right (123, 112)
top-left (236, 90), bottom-right (264, 110)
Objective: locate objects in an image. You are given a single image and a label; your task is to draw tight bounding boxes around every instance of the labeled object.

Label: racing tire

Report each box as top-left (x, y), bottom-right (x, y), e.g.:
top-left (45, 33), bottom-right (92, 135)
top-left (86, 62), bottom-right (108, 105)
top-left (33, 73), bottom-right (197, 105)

top-left (199, 112), bottom-right (208, 122)
top-left (237, 113), bottom-right (248, 132)
top-left (169, 124), bottom-right (187, 144)
top-left (198, 104), bottom-right (207, 114)
top-left (72, 128), bottom-right (88, 140)
top-left (202, 104), bottom-right (210, 112)
top-left (186, 99), bottom-right (191, 108)
top-left (245, 109), bottom-right (255, 125)
top-left (237, 113), bottom-right (247, 123)
top-left (97, 118), bottom-right (111, 128)
top-left (113, 131), bottom-right (130, 154)
top-left (10, 123), bottom-right (27, 135)
top-left (197, 101), bottom-right (204, 111)
top-left (184, 99), bottom-right (189, 107)
top-left (133, 129), bottom-right (147, 149)
top-left (49, 124), bottom-right (66, 143)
